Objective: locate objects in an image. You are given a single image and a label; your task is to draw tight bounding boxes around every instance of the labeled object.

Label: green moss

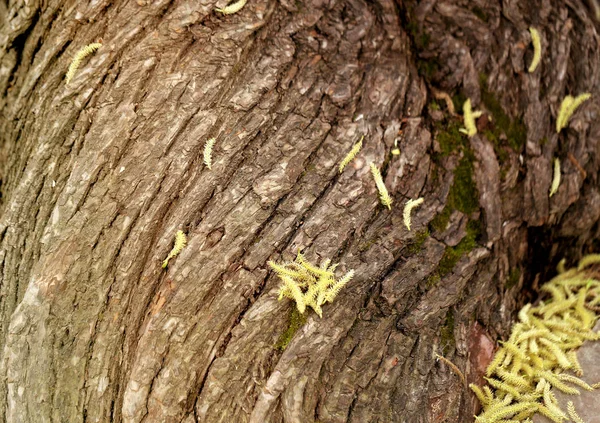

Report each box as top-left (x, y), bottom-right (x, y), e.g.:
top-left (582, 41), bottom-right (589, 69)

top-left (430, 119), bottom-right (480, 233)
top-left (406, 229), bottom-right (430, 255)
top-left (275, 308), bottom-right (307, 351)
top-left (450, 151), bottom-right (479, 215)
top-left (426, 274), bottom-right (441, 289)
top-left (506, 268), bottom-right (521, 289)
top-left (359, 237), bottom-right (378, 252)
top-left (440, 310), bottom-right (455, 355)
top-left (437, 220), bottom-right (481, 276)
top-left (429, 101), bottom-right (441, 111)
top-left (540, 137), bottom-right (548, 146)
top-left (435, 119), bottom-right (465, 157)
top-left (452, 92), bottom-right (468, 116)
top-left (417, 59), bottom-right (441, 81)
top-left (430, 205), bottom-right (452, 233)
top-left (479, 73), bottom-right (527, 153)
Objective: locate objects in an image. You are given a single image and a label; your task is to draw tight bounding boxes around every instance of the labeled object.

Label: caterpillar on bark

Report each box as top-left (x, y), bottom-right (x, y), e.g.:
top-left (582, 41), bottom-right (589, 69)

top-left (66, 42), bottom-right (102, 84)
top-left (556, 93), bottom-right (591, 133)
top-left (528, 28), bottom-right (542, 73)
top-left (203, 138), bottom-right (216, 169)
top-left (162, 230), bottom-right (187, 268)
top-left (215, 0), bottom-right (247, 14)
top-left (369, 163), bottom-right (392, 209)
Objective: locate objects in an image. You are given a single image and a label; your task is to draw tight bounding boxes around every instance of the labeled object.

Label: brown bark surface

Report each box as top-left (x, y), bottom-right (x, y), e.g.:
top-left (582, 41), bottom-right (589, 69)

top-left (1, 0), bottom-right (599, 422)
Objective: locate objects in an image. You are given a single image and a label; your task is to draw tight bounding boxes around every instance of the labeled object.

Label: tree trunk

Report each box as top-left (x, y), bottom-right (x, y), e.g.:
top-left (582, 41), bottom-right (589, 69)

top-left (1, 0), bottom-right (599, 422)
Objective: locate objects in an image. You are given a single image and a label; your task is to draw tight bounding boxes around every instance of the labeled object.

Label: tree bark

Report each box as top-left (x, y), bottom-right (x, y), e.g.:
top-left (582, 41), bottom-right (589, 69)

top-left (1, 0), bottom-right (600, 422)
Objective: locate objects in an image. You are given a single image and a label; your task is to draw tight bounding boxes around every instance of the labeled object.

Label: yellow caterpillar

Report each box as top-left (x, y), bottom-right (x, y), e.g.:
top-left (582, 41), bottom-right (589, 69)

top-left (338, 136), bottom-right (364, 173)
top-left (215, 0), bottom-right (247, 14)
top-left (528, 28), bottom-right (542, 73)
top-left (567, 401), bottom-right (585, 423)
top-left (203, 138), bottom-right (216, 170)
top-left (556, 93), bottom-right (592, 133)
top-left (162, 230), bottom-right (187, 268)
top-left (370, 163), bottom-right (392, 209)
top-left (549, 158), bottom-right (560, 197)
top-left (460, 99), bottom-right (483, 137)
top-left (403, 197), bottom-right (424, 231)
top-left (66, 42), bottom-right (102, 84)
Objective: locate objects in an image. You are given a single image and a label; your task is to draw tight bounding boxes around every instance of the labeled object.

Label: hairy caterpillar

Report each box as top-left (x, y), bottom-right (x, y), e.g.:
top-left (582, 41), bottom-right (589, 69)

top-left (557, 373), bottom-right (595, 391)
top-left (370, 163), bottom-right (392, 209)
top-left (577, 253), bottom-right (600, 270)
top-left (470, 384), bottom-right (489, 407)
top-left (324, 270), bottom-right (353, 303)
top-left (162, 230), bottom-right (187, 268)
top-left (485, 348), bottom-right (506, 377)
top-left (215, 0), bottom-right (247, 14)
top-left (567, 401), bottom-right (585, 423)
top-left (518, 303), bottom-right (532, 324)
top-left (203, 138), bottom-right (216, 169)
top-left (549, 158), bottom-right (560, 197)
top-left (556, 93), bottom-right (592, 133)
top-left (542, 382), bottom-right (568, 421)
top-left (66, 42), bottom-right (102, 84)
top-left (338, 136), bottom-right (364, 173)
top-left (403, 197), bottom-right (424, 231)
top-left (528, 28), bottom-right (542, 73)
top-left (460, 99), bottom-right (483, 137)
top-left (279, 276), bottom-right (306, 314)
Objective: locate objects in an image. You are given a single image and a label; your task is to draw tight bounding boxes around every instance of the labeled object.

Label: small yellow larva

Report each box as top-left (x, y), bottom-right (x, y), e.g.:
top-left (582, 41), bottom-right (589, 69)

top-left (162, 230), bottom-right (187, 268)
top-left (203, 138), bottom-right (216, 170)
top-left (370, 163), bottom-right (392, 209)
top-left (66, 42), bottom-right (102, 84)
top-left (215, 0), bottom-right (247, 14)
top-left (528, 27), bottom-right (542, 73)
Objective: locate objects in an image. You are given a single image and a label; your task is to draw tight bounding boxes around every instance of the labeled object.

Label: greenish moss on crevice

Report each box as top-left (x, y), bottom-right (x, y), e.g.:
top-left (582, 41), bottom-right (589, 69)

top-left (430, 147), bottom-right (479, 233)
top-left (440, 310), bottom-right (455, 355)
top-left (452, 92), bottom-right (468, 116)
top-left (479, 73), bottom-right (527, 155)
top-left (435, 119), bottom-right (465, 158)
top-left (506, 268), bottom-right (521, 289)
top-left (437, 220), bottom-right (481, 277)
top-left (428, 102), bottom-right (483, 280)
top-left (406, 229), bottom-right (430, 255)
top-left (275, 308), bottom-right (307, 351)
top-left (429, 101), bottom-right (440, 111)
top-left (417, 59), bottom-right (441, 82)
top-left (472, 6), bottom-right (489, 22)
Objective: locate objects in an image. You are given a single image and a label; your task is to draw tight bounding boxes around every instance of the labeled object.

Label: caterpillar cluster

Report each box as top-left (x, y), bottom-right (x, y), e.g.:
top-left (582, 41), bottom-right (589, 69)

top-left (556, 93), bottom-right (591, 133)
top-left (269, 250), bottom-right (354, 318)
top-left (471, 255), bottom-right (600, 422)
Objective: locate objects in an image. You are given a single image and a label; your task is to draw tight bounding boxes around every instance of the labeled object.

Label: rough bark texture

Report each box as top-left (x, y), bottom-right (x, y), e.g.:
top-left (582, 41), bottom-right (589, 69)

top-left (1, 0), bottom-right (600, 422)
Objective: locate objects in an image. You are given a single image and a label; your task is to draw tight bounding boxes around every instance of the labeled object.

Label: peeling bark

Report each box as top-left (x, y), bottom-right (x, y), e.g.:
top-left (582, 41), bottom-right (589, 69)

top-left (1, 0), bottom-right (600, 422)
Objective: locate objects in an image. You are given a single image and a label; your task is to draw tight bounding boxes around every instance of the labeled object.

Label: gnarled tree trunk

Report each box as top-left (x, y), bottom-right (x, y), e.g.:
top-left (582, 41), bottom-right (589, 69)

top-left (1, 0), bottom-right (599, 422)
